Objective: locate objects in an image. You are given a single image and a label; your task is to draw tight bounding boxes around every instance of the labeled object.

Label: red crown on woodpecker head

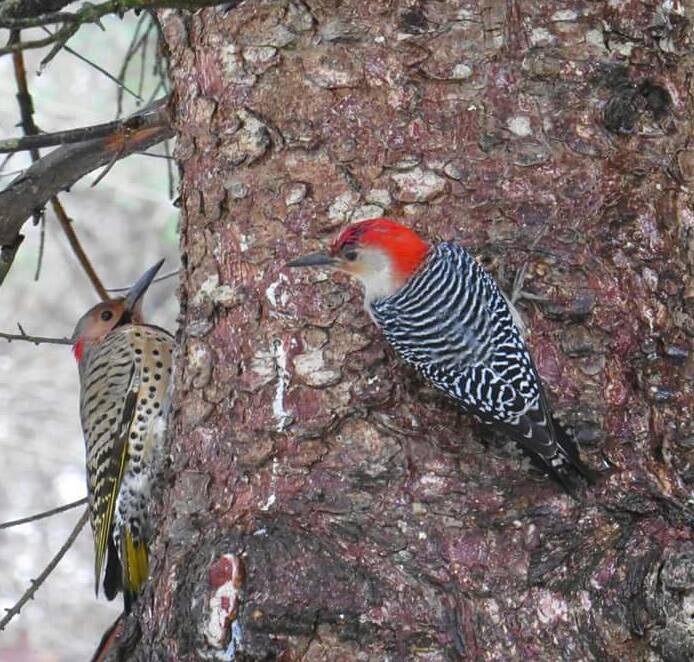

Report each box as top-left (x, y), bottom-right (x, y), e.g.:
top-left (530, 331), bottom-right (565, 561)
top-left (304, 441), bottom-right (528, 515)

top-left (331, 218), bottom-right (430, 278)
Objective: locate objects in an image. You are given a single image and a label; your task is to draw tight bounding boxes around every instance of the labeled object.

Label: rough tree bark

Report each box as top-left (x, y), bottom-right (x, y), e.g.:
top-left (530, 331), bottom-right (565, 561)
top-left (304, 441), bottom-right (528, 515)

top-left (133, 1), bottom-right (693, 659)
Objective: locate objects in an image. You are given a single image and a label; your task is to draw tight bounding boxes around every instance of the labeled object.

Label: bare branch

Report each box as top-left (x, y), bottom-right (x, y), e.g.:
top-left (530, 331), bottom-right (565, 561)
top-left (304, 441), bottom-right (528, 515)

top-left (0, 329), bottom-right (72, 345)
top-left (11, 29), bottom-right (46, 281)
top-left (0, 234), bottom-right (24, 287)
top-left (0, 0), bottom-right (227, 42)
top-left (0, 0), bottom-right (75, 20)
top-left (34, 215), bottom-right (45, 279)
top-left (0, 497), bottom-right (88, 530)
top-left (0, 115), bottom-right (159, 153)
top-left (50, 199), bottom-right (109, 299)
top-left (136, 150), bottom-right (175, 160)
top-left (8, 36), bottom-right (109, 298)
top-left (11, 29), bottom-right (41, 220)
top-left (0, 508), bottom-right (89, 631)
top-left (116, 11), bottom-right (150, 116)
top-left (0, 97), bottom-right (173, 246)
top-left (0, 26), bottom-right (68, 54)
top-left (0, 9), bottom-right (75, 28)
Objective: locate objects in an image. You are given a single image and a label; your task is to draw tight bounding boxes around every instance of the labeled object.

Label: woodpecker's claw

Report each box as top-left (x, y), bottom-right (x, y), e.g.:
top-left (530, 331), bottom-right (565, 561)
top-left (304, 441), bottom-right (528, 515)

top-left (286, 252), bottom-right (337, 268)
top-left (124, 259), bottom-right (165, 311)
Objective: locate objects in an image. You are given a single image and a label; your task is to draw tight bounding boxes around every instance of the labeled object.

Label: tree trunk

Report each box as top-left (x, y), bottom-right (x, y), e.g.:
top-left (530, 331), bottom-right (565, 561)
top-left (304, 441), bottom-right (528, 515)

top-left (133, 1), bottom-right (693, 659)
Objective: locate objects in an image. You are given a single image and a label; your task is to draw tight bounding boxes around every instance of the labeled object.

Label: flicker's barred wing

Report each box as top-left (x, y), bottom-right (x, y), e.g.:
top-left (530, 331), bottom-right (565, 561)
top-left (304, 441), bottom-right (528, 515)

top-left (370, 242), bottom-right (594, 487)
top-left (79, 328), bottom-right (139, 597)
top-left (78, 324), bottom-right (173, 605)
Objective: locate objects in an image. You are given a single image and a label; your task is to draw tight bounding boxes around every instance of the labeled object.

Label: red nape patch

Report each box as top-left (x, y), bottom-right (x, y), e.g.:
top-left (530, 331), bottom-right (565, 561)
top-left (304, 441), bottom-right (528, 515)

top-left (332, 218), bottom-right (430, 277)
top-left (73, 338), bottom-right (84, 362)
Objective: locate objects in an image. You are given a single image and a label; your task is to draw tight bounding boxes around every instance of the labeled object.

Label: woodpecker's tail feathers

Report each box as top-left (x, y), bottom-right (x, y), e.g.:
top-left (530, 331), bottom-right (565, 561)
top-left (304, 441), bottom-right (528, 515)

top-left (552, 416), bottom-right (597, 484)
top-left (120, 529), bottom-right (149, 613)
top-left (102, 533), bottom-right (122, 601)
top-left (524, 416), bottom-right (597, 497)
top-left (487, 403), bottom-right (596, 496)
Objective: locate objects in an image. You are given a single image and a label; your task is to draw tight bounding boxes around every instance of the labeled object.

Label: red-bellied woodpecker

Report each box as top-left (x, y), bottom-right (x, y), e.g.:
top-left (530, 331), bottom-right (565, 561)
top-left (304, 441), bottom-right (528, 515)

top-left (71, 260), bottom-right (173, 611)
top-left (287, 218), bottom-right (595, 492)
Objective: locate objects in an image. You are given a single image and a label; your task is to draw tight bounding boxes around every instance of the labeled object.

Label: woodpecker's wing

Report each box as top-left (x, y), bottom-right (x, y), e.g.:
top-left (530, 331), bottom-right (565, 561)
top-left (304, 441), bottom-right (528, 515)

top-left (370, 242), bottom-right (593, 486)
top-left (422, 359), bottom-right (578, 471)
top-left (371, 242), bottom-right (539, 420)
top-left (79, 330), bottom-right (140, 594)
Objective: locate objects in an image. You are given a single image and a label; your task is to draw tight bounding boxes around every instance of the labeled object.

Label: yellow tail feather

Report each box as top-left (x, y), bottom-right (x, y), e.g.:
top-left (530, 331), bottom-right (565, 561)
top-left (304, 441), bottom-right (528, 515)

top-left (122, 530), bottom-right (149, 596)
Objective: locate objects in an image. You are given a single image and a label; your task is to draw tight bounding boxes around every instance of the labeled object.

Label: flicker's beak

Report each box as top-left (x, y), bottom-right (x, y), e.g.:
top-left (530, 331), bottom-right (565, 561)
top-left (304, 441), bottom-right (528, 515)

top-left (124, 259), bottom-right (165, 312)
top-left (286, 252), bottom-right (337, 268)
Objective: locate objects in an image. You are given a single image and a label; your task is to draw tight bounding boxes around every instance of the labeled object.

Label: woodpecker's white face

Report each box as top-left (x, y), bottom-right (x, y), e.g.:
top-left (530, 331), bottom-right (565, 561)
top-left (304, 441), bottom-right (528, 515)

top-left (287, 218), bottom-right (431, 304)
top-left (332, 244), bottom-right (404, 303)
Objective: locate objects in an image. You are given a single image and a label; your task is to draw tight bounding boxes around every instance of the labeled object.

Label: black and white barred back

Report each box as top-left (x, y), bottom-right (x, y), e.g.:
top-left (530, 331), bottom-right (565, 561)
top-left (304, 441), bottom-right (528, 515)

top-left (370, 242), bottom-right (595, 490)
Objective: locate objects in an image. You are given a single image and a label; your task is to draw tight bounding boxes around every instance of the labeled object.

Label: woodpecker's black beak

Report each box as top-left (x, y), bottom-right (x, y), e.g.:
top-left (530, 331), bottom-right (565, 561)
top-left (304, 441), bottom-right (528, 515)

top-left (286, 252), bottom-right (337, 268)
top-left (124, 259), bottom-right (165, 312)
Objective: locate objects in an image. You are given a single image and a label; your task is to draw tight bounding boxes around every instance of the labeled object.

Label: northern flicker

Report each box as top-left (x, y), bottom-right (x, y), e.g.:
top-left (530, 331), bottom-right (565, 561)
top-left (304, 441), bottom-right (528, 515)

top-left (71, 260), bottom-right (173, 611)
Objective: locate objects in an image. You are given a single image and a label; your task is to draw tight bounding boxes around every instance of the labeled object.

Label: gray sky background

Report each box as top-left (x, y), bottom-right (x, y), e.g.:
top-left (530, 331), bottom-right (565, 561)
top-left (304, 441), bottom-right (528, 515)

top-left (0, 16), bottom-right (179, 660)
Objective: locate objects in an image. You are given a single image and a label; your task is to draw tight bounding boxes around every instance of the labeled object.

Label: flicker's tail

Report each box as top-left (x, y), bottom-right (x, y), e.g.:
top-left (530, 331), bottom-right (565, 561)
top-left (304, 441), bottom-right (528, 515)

top-left (102, 534), bottom-right (122, 601)
top-left (121, 529), bottom-right (149, 612)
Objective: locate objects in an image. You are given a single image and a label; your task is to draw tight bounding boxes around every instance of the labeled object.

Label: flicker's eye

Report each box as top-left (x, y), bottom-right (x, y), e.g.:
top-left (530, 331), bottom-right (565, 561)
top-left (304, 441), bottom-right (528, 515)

top-left (101, 310), bottom-right (114, 322)
top-left (343, 246), bottom-right (358, 261)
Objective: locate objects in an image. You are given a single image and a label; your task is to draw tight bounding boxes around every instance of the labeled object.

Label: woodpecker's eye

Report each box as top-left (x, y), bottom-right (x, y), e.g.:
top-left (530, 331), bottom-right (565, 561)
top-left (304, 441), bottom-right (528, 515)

top-left (100, 310), bottom-right (114, 322)
top-left (342, 246), bottom-right (358, 261)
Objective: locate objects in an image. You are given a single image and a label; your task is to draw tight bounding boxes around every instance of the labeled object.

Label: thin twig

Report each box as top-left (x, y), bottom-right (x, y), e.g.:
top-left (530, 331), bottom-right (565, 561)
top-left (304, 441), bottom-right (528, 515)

top-left (39, 22), bottom-right (81, 68)
top-left (51, 199), bottom-right (109, 300)
top-left (9, 33), bottom-right (108, 299)
top-left (0, 330), bottom-right (72, 345)
top-left (34, 216), bottom-right (46, 280)
top-left (11, 29), bottom-right (41, 212)
top-left (116, 11), bottom-right (149, 116)
top-left (137, 150), bottom-right (175, 160)
top-left (0, 508), bottom-right (89, 631)
top-left (150, 18), bottom-right (171, 109)
top-left (107, 268), bottom-right (179, 292)
top-left (138, 21), bottom-right (150, 102)
top-left (11, 28), bottom-right (45, 281)
top-left (0, 27), bottom-right (67, 55)
top-left (90, 143), bottom-right (123, 187)
top-left (0, 498), bottom-right (87, 530)
top-left (0, 151), bottom-right (15, 174)
top-left (146, 76), bottom-right (168, 106)
top-left (0, 169), bottom-right (25, 179)
top-left (42, 27), bottom-right (142, 101)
